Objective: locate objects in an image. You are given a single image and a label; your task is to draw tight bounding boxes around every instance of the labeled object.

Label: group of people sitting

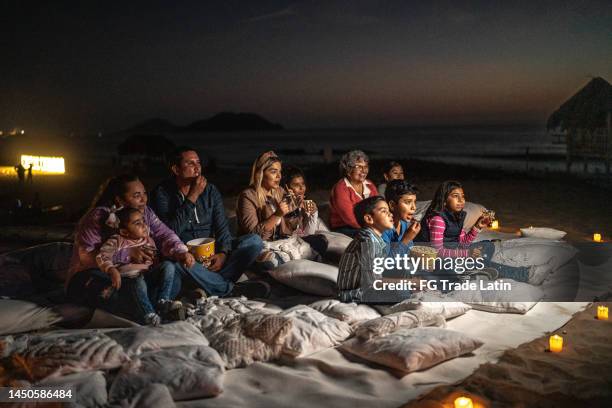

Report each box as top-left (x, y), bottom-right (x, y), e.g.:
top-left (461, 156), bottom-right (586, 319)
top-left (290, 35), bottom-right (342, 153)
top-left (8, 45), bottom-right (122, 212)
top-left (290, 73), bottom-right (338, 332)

top-left (66, 146), bottom-right (549, 326)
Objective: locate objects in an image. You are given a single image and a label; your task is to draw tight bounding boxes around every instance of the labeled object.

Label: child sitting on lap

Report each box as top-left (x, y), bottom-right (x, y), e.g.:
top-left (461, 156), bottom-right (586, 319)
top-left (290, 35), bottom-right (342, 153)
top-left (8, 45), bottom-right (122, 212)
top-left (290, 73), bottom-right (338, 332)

top-left (96, 207), bottom-right (188, 325)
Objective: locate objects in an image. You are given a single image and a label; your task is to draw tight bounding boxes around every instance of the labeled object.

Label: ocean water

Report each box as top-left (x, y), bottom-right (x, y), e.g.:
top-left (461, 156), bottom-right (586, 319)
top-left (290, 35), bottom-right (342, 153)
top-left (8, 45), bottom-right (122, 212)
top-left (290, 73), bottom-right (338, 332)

top-left (67, 124), bottom-right (608, 174)
top-left (161, 125), bottom-right (569, 172)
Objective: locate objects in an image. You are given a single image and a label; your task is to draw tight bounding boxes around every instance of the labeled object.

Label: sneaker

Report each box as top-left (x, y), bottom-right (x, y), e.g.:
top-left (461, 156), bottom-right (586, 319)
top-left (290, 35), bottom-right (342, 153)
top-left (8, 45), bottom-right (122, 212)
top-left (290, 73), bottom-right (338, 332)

top-left (157, 300), bottom-right (187, 322)
top-left (254, 250), bottom-right (279, 271)
top-left (228, 280), bottom-right (271, 299)
top-left (528, 257), bottom-right (555, 285)
top-left (144, 312), bottom-right (161, 327)
top-left (180, 288), bottom-right (207, 306)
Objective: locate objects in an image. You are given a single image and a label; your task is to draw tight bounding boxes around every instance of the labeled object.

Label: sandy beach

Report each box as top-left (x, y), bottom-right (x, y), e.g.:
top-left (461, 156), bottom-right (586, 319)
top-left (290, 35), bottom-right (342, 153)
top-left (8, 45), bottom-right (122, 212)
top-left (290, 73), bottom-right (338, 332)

top-left (402, 302), bottom-right (612, 408)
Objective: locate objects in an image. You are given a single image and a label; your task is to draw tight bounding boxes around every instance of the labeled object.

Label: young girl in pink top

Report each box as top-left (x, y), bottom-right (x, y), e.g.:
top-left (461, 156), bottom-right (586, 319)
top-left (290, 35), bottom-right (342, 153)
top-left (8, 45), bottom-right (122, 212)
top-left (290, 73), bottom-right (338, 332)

top-left (418, 181), bottom-right (551, 284)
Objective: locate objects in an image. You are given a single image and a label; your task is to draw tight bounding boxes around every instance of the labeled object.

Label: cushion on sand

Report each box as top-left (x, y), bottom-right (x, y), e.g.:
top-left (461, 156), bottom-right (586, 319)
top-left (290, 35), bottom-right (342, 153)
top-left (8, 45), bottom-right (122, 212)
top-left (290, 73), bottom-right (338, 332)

top-left (117, 383), bottom-right (176, 408)
top-left (315, 231), bottom-right (352, 259)
top-left (12, 332), bottom-right (129, 380)
top-left (308, 299), bottom-right (381, 324)
top-left (0, 255), bottom-right (33, 297)
top-left (242, 310), bottom-right (294, 345)
top-left (207, 312), bottom-right (290, 369)
top-left (9, 242), bottom-right (74, 288)
top-left (520, 227), bottom-right (567, 240)
top-left (190, 302), bottom-right (292, 369)
top-left (341, 327), bottom-right (483, 374)
top-left (355, 309), bottom-right (446, 340)
top-left (0, 299), bottom-right (63, 335)
top-left (187, 296), bottom-right (271, 335)
top-left (492, 238), bottom-right (577, 272)
top-left (39, 370), bottom-right (108, 407)
top-left (280, 305), bottom-right (353, 357)
top-left (415, 201), bottom-right (485, 230)
top-left (375, 293), bottom-right (471, 319)
top-left (109, 345), bottom-right (224, 401)
top-left (106, 321), bottom-right (209, 356)
top-left (448, 278), bottom-right (544, 314)
top-left (268, 259), bottom-right (338, 296)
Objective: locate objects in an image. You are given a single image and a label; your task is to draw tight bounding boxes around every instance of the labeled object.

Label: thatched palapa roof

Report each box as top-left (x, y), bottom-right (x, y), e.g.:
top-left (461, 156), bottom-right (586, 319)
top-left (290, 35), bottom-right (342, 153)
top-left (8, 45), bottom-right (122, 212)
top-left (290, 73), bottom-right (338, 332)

top-left (547, 77), bottom-right (612, 131)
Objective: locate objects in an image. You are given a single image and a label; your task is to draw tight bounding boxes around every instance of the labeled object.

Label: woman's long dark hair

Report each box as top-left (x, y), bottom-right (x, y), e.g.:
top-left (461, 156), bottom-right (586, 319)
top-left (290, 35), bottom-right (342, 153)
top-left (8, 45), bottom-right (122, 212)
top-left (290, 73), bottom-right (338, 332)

top-left (423, 180), bottom-right (463, 221)
top-left (89, 174), bottom-right (140, 210)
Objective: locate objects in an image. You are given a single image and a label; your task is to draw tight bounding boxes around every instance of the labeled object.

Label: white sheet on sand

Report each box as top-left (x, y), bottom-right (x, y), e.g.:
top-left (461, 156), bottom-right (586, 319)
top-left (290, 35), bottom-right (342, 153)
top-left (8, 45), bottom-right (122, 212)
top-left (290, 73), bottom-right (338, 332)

top-left (177, 302), bottom-right (587, 408)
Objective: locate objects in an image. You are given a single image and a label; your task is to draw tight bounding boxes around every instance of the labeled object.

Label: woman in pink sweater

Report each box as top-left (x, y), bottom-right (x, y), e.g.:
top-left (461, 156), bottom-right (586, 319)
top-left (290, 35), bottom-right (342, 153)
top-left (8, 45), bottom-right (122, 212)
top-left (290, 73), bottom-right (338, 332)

top-left (329, 150), bottom-right (378, 237)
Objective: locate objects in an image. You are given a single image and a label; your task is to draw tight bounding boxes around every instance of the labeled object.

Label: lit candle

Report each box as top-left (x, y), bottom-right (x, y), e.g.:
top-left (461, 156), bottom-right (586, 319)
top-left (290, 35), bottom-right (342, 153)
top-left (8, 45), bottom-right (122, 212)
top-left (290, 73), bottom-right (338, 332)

top-left (454, 396), bottom-right (474, 408)
top-left (593, 233), bottom-right (602, 242)
top-left (549, 334), bottom-right (563, 352)
top-left (597, 305), bottom-right (609, 320)
top-left (490, 220), bottom-right (499, 230)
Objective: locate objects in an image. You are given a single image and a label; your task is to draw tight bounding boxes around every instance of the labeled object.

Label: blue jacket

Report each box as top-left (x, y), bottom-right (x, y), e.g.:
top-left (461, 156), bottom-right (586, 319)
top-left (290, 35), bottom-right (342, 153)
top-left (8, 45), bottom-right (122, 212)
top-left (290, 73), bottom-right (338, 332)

top-left (149, 178), bottom-right (233, 253)
top-left (381, 219), bottom-right (415, 254)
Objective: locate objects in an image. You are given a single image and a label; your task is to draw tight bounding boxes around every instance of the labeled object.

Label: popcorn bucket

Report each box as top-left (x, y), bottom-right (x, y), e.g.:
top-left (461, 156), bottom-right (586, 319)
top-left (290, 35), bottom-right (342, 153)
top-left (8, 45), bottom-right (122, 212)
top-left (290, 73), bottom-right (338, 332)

top-left (187, 238), bottom-right (215, 264)
top-left (410, 245), bottom-right (438, 271)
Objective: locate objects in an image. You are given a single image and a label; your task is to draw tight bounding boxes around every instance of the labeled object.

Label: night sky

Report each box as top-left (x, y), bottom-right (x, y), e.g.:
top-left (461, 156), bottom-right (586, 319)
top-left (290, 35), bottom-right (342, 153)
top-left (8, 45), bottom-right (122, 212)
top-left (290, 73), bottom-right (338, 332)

top-left (2, 0), bottom-right (611, 134)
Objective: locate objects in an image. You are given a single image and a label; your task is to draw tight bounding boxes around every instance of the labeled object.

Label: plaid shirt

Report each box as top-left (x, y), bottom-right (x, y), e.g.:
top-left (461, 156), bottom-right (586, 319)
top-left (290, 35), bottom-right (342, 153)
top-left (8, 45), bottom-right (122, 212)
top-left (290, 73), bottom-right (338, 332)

top-left (337, 227), bottom-right (388, 302)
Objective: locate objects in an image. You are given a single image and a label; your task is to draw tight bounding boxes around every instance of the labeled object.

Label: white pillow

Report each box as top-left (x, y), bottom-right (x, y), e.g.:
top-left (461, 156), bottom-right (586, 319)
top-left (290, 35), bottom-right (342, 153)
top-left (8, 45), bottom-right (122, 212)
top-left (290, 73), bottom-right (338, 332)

top-left (193, 307), bottom-right (291, 369)
top-left (119, 383), bottom-right (175, 408)
top-left (107, 321), bottom-right (209, 356)
top-left (109, 345), bottom-right (224, 401)
top-left (375, 292), bottom-right (471, 319)
top-left (315, 231), bottom-right (352, 256)
top-left (520, 227), bottom-right (566, 240)
top-left (0, 300), bottom-right (63, 335)
top-left (355, 309), bottom-right (446, 340)
top-left (39, 371), bottom-right (108, 408)
top-left (280, 305), bottom-right (353, 357)
top-left (448, 279), bottom-right (543, 314)
top-left (17, 332), bottom-right (129, 380)
top-left (341, 327), bottom-right (483, 374)
top-left (187, 296), bottom-right (268, 334)
top-left (308, 299), bottom-right (381, 324)
top-left (492, 239), bottom-right (577, 272)
top-left (269, 259), bottom-right (338, 296)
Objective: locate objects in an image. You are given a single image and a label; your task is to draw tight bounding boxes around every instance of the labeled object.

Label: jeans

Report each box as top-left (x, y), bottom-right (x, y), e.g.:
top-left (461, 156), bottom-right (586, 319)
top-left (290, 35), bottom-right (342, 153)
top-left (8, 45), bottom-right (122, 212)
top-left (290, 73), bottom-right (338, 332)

top-left (476, 240), bottom-right (529, 282)
top-left (133, 261), bottom-right (182, 318)
top-left (175, 233), bottom-right (263, 296)
top-left (66, 261), bottom-right (182, 324)
top-left (421, 241), bottom-right (529, 283)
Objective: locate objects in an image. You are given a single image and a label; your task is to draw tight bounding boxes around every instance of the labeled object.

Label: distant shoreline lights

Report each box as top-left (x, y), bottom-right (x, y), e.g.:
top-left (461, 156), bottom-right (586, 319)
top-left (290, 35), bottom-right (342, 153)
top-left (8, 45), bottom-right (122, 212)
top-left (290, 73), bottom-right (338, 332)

top-left (20, 155), bottom-right (66, 174)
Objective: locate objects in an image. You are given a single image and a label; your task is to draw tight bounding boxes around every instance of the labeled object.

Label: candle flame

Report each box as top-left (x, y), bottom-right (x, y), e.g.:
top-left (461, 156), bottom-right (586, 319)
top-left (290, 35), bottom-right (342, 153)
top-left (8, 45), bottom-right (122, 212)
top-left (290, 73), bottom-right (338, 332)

top-left (454, 396), bottom-right (474, 408)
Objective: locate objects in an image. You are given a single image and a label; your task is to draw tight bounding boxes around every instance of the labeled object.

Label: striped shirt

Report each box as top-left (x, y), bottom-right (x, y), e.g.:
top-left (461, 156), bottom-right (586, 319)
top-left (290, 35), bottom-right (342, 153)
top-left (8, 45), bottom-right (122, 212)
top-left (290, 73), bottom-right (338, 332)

top-left (428, 215), bottom-right (479, 257)
top-left (337, 228), bottom-right (388, 302)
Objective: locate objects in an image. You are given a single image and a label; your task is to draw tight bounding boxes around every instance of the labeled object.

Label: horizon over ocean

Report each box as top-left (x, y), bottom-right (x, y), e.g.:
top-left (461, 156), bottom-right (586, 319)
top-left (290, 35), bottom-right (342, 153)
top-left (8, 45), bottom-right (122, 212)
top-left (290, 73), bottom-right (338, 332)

top-left (6, 124), bottom-right (610, 175)
top-left (125, 124), bottom-right (573, 174)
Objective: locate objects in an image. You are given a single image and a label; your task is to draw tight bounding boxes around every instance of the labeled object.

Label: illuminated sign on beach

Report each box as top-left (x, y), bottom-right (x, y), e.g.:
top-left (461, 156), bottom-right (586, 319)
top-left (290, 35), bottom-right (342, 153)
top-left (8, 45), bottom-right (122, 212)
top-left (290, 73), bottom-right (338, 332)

top-left (20, 155), bottom-right (66, 174)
